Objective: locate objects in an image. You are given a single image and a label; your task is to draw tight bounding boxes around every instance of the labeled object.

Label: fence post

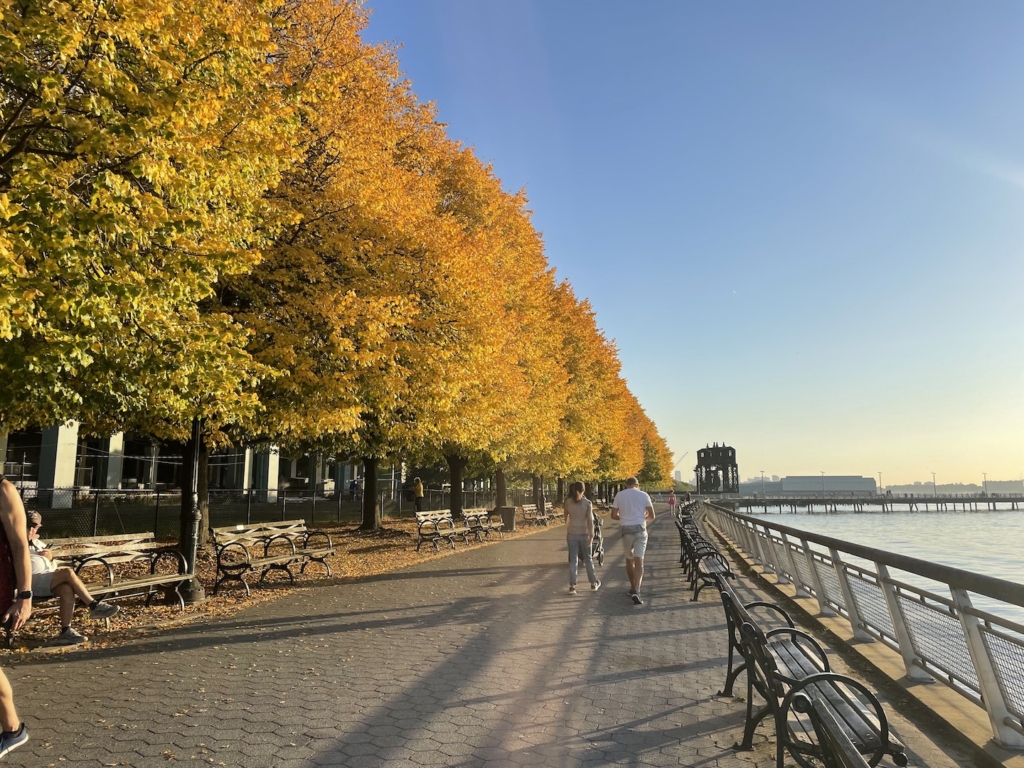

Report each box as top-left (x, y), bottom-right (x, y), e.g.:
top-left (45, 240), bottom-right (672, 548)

top-left (337, 489), bottom-right (342, 522)
top-left (800, 538), bottom-right (835, 616)
top-left (281, 489), bottom-right (287, 521)
top-left (154, 489), bottom-right (160, 538)
top-left (779, 533), bottom-right (806, 595)
top-left (246, 488), bottom-right (252, 525)
top-left (311, 490), bottom-right (316, 525)
top-left (92, 491), bottom-right (100, 536)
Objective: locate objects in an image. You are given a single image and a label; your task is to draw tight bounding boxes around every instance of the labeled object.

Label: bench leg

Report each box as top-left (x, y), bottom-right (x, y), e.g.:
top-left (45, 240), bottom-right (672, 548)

top-left (214, 571), bottom-right (251, 598)
top-left (259, 563), bottom-right (295, 586)
top-left (300, 556), bottom-right (332, 578)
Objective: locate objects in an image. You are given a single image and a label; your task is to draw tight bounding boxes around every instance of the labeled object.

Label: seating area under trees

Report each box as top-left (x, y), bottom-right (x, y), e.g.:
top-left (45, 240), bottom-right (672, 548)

top-left (0, 0), bottom-right (673, 560)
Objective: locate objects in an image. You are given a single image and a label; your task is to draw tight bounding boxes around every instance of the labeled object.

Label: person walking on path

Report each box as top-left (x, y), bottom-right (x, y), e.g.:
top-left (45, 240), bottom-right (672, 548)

top-left (26, 512), bottom-right (119, 645)
top-left (412, 478), bottom-right (425, 513)
top-left (564, 482), bottom-right (599, 595)
top-left (610, 477), bottom-right (655, 606)
top-left (667, 490), bottom-right (677, 515)
top-left (0, 476), bottom-right (32, 757)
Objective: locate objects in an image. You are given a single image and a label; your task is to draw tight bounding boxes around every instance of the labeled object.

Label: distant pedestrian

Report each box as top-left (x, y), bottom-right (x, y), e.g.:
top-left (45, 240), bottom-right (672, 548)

top-left (413, 477), bottom-right (424, 513)
top-left (611, 477), bottom-right (655, 606)
top-left (348, 479), bottom-right (357, 501)
top-left (667, 491), bottom-right (677, 515)
top-left (564, 482), bottom-right (599, 595)
top-left (0, 475), bottom-right (32, 757)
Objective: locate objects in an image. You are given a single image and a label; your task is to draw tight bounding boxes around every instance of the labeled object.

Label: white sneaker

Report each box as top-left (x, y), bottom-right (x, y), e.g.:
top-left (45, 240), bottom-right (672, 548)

top-left (591, 580), bottom-right (601, 591)
top-left (568, 586), bottom-right (578, 596)
top-left (89, 601), bottom-right (119, 619)
top-left (51, 627), bottom-right (87, 645)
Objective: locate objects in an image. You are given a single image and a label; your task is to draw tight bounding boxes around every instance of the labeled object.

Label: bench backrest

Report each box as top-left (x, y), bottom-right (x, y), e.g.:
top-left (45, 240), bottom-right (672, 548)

top-left (718, 580), bottom-right (787, 699)
top-left (415, 510), bottom-right (454, 524)
top-left (211, 520), bottom-right (309, 548)
top-left (44, 533), bottom-right (161, 565)
top-left (520, 504), bottom-right (537, 513)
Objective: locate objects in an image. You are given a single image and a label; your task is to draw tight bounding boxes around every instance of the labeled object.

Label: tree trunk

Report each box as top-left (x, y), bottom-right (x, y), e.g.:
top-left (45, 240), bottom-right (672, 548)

top-left (360, 456), bottom-right (381, 530)
top-left (532, 474), bottom-right (542, 511)
top-left (495, 468), bottom-right (507, 508)
top-left (556, 477), bottom-right (564, 504)
top-left (447, 454), bottom-right (467, 519)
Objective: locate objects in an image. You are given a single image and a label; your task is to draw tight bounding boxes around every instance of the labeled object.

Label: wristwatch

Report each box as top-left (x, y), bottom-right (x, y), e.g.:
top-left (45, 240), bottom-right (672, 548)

top-left (16, 590), bottom-right (31, 600)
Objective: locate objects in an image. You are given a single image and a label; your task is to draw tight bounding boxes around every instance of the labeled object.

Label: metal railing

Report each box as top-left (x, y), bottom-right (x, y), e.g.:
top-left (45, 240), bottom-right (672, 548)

top-left (702, 501), bottom-right (1024, 749)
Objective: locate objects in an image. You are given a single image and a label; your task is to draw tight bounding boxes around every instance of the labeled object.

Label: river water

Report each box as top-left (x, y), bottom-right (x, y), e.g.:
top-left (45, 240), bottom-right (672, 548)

top-left (743, 505), bottom-right (1024, 625)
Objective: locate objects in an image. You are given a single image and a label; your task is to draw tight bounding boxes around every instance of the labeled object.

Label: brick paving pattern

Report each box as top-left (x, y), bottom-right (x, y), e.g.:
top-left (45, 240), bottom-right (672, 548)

top-left (1, 516), bottom-right (864, 767)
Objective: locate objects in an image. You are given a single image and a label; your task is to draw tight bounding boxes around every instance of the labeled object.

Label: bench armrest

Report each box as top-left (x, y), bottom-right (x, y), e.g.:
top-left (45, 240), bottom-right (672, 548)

top-left (75, 556), bottom-right (115, 587)
top-left (744, 600), bottom-right (795, 627)
top-left (303, 530), bottom-right (334, 549)
top-left (765, 626), bottom-right (831, 671)
top-left (152, 547), bottom-right (190, 576)
top-left (263, 533), bottom-right (298, 557)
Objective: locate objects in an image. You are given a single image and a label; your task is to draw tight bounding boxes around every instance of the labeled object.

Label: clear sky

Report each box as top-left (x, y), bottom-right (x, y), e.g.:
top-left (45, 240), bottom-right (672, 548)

top-left (363, 1), bottom-right (1024, 486)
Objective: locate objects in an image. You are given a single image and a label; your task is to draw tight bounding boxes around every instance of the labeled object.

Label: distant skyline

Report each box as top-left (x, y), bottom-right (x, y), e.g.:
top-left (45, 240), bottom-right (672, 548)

top-left (365, 2), bottom-right (1024, 484)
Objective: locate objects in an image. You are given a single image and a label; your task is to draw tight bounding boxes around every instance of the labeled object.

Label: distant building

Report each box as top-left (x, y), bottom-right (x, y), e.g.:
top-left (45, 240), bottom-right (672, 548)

top-left (738, 475), bottom-right (877, 496)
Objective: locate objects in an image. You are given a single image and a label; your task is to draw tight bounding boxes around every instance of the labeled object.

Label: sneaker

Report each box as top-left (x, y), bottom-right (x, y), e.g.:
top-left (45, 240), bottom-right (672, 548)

top-left (89, 601), bottom-right (119, 619)
top-left (0, 724), bottom-right (28, 757)
top-left (627, 589), bottom-right (636, 597)
top-left (569, 585), bottom-right (578, 595)
top-left (51, 627), bottom-right (88, 646)
top-left (632, 592), bottom-right (644, 606)
top-left (591, 580), bottom-right (601, 591)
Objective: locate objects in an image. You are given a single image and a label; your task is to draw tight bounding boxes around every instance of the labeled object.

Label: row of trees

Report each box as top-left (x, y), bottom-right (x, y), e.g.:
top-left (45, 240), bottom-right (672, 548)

top-left (0, 0), bottom-right (673, 537)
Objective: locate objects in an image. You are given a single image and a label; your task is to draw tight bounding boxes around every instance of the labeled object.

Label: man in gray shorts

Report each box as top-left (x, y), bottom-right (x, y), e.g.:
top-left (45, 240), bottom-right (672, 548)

top-left (610, 477), bottom-right (655, 606)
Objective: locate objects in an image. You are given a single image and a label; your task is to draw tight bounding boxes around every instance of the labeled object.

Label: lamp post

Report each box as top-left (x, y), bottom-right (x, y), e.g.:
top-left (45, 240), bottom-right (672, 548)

top-left (760, 470), bottom-right (765, 497)
top-left (983, 472), bottom-right (988, 495)
top-left (931, 471), bottom-right (937, 496)
top-left (820, 471), bottom-right (825, 496)
top-left (877, 471), bottom-right (882, 495)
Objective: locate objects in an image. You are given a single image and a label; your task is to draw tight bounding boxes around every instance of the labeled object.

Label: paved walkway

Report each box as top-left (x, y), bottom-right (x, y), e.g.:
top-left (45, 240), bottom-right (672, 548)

top-left (1, 516), bottom-right (946, 767)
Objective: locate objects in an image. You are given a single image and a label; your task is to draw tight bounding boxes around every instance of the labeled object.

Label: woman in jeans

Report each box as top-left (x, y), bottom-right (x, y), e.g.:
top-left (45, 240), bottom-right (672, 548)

top-left (564, 481), bottom-right (600, 595)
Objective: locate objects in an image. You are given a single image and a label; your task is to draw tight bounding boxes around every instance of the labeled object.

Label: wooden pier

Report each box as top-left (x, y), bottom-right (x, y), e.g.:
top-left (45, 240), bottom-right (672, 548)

top-left (720, 494), bottom-right (1024, 513)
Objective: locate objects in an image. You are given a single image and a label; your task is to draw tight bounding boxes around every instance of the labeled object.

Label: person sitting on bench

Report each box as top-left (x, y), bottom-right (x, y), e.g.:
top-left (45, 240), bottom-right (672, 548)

top-left (27, 513), bottom-right (119, 645)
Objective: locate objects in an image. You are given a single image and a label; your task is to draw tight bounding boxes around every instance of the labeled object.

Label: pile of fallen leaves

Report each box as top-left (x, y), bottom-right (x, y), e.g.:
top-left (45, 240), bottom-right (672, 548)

top-left (8, 516), bottom-right (561, 653)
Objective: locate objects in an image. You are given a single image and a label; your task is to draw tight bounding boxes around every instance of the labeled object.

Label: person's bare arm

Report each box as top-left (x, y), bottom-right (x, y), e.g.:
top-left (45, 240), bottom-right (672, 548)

top-left (0, 480), bottom-right (32, 629)
top-left (645, 504), bottom-right (655, 522)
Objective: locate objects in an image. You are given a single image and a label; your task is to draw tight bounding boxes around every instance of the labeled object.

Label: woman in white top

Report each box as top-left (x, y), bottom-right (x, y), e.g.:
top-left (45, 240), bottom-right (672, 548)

top-left (563, 482), bottom-right (600, 595)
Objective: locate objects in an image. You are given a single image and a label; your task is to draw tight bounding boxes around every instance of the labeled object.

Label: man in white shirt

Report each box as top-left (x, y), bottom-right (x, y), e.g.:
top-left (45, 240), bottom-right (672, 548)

top-left (610, 477), bottom-right (655, 606)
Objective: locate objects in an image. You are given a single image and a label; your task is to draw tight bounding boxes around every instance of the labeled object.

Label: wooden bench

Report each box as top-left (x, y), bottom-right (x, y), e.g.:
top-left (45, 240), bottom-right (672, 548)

top-left (717, 578), bottom-right (906, 768)
top-left (209, 520), bottom-right (334, 596)
top-left (462, 508), bottom-right (504, 541)
top-left (5, 532), bottom-right (193, 645)
top-left (415, 510), bottom-right (470, 551)
top-left (792, 692), bottom-right (872, 768)
top-left (520, 503), bottom-right (558, 526)
top-left (675, 517), bottom-right (734, 601)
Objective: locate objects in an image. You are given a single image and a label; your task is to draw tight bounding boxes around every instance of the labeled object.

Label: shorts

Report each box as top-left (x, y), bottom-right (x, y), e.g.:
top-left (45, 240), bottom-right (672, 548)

top-left (32, 571), bottom-right (54, 598)
top-left (621, 524), bottom-right (648, 559)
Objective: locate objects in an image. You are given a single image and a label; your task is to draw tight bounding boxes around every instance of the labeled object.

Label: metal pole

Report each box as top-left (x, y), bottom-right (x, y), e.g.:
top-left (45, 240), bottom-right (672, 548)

top-left (281, 489), bottom-right (287, 521)
top-left (184, 417), bottom-right (205, 603)
top-left (154, 488), bottom-right (160, 538)
top-left (246, 487), bottom-right (252, 524)
top-left (93, 490), bottom-right (100, 536)
top-left (760, 470), bottom-right (765, 497)
top-left (932, 471), bottom-right (937, 496)
top-left (311, 488), bottom-right (316, 525)
top-left (337, 486), bottom-right (342, 522)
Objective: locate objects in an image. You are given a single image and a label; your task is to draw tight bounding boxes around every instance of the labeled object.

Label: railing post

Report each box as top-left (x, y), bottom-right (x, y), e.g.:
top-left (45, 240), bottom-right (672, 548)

top-left (780, 532), bottom-right (808, 596)
top-left (800, 538), bottom-right (835, 616)
top-left (829, 549), bottom-right (872, 641)
top-left (950, 587), bottom-right (1024, 747)
top-left (876, 563), bottom-right (933, 681)
top-left (759, 524), bottom-right (784, 579)
top-left (92, 490), bottom-right (100, 536)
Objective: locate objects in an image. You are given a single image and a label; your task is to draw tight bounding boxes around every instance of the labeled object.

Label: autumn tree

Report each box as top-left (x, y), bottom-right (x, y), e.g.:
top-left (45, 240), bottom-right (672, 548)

top-left (0, 0), bottom-right (299, 438)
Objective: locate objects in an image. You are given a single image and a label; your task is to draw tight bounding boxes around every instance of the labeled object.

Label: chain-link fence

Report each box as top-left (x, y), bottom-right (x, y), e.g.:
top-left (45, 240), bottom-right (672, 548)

top-left (15, 485), bottom-right (554, 539)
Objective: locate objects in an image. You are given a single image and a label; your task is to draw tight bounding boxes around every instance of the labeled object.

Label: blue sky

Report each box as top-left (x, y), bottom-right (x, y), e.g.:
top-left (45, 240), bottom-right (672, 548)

top-left (364, 1), bottom-right (1024, 485)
